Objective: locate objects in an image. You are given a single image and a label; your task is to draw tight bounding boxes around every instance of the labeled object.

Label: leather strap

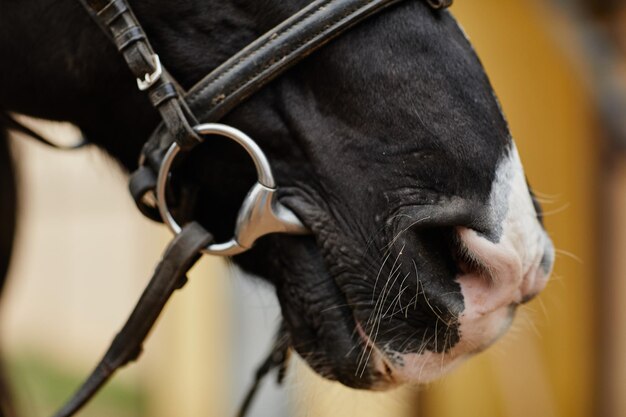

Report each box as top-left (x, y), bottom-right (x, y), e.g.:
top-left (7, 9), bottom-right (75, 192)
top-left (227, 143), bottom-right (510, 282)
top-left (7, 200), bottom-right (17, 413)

top-left (78, 0), bottom-right (202, 151)
top-left (185, 0), bottom-right (406, 122)
top-left (51, 222), bottom-right (213, 417)
top-left (128, 165), bottom-right (161, 221)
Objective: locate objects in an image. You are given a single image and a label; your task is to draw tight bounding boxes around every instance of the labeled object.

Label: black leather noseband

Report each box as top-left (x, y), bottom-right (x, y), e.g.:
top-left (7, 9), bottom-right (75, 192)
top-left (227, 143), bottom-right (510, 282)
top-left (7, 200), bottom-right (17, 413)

top-left (45, 0), bottom-right (453, 416)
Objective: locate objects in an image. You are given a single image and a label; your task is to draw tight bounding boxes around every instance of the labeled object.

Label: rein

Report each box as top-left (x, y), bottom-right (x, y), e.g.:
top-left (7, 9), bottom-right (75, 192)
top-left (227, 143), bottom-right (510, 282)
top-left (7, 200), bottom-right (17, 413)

top-left (26, 0), bottom-right (454, 415)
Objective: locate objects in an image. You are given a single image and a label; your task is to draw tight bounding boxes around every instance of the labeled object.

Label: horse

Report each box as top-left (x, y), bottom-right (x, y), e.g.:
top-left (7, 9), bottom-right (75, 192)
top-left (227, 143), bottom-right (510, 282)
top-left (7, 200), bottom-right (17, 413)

top-left (0, 0), bottom-right (554, 413)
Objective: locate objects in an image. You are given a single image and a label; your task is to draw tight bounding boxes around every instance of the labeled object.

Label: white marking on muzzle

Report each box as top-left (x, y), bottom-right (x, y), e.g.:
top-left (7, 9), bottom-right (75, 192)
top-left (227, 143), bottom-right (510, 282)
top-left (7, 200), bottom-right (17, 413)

top-left (455, 144), bottom-right (553, 347)
top-left (380, 144), bottom-right (554, 385)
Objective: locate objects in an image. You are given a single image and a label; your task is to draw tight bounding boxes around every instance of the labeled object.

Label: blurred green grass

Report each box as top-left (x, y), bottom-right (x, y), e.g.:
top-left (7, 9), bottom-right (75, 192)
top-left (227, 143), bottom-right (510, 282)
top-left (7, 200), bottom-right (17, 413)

top-left (7, 351), bottom-right (146, 417)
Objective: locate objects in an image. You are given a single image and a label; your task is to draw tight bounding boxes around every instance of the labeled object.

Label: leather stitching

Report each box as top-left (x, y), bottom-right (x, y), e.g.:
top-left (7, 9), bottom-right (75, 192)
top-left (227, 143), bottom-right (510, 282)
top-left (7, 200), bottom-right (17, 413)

top-left (188, 0), bottom-right (397, 119)
top-left (218, 0), bottom-right (386, 105)
top-left (187, 0), bottom-right (336, 104)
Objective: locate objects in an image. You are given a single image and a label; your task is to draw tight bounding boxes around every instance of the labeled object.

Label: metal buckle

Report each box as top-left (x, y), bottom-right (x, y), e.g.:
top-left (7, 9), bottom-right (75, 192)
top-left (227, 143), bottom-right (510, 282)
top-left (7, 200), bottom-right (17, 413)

top-left (136, 54), bottom-right (162, 91)
top-left (156, 123), bottom-right (310, 256)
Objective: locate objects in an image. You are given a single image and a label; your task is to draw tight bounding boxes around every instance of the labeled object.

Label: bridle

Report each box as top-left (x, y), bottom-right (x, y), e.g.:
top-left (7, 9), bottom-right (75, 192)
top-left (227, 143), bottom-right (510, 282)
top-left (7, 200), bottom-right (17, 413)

top-left (20, 0), bottom-right (454, 415)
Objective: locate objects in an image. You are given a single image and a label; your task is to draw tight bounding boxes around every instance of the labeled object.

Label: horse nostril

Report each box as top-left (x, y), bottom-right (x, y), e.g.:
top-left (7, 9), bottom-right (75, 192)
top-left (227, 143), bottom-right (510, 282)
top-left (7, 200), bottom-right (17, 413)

top-left (520, 292), bottom-right (537, 305)
top-left (540, 238), bottom-right (555, 275)
top-left (520, 237), bottom-right (554, 303)
top-left (450, 230), bottom-right (490, 278)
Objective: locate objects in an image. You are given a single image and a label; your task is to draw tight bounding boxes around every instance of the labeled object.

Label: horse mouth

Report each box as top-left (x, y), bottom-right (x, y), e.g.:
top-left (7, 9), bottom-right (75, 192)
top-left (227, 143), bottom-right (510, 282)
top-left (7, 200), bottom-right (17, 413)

top-left (274, 226), bottom-right (463, 389)
top-left (273, 232), bottom-right (399, 389)
top-left (275, 233), bottom-right (551, 389)
top-left (272, 199), bottom-right (463, 388)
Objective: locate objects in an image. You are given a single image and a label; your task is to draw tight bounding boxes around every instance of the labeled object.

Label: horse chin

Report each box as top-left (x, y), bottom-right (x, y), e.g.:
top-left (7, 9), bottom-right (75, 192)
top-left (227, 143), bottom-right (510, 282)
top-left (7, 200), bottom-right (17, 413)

top-left (374, 305), bottom-right (517, 385)
top-left (271, 235), bottom-right (378, 388)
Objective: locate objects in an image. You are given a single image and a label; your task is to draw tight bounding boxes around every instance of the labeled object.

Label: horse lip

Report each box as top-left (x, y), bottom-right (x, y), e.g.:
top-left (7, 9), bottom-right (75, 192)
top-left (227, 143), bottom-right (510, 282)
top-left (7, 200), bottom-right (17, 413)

top-left (354, 319), bottom-right (398, 388)
top-left (276, 195), bottom-right (399, 387)
top-left (271, 226), bottom-right (381, 388)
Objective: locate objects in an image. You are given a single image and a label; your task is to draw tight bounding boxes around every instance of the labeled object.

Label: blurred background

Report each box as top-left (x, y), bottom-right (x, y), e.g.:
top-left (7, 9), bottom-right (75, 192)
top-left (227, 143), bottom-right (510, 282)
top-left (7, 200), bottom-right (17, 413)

top-left (1, 0), bottom-right (626, 416)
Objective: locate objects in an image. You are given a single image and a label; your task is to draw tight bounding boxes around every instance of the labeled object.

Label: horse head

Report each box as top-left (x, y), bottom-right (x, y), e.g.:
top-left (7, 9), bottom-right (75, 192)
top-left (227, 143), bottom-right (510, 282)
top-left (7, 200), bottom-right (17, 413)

top-left (0, 0), bottom-right (554, 390)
